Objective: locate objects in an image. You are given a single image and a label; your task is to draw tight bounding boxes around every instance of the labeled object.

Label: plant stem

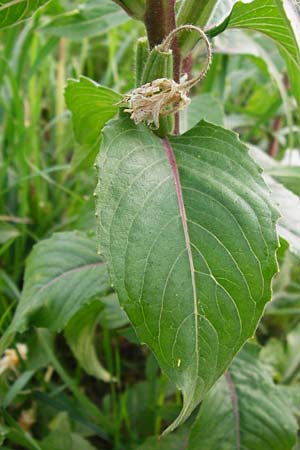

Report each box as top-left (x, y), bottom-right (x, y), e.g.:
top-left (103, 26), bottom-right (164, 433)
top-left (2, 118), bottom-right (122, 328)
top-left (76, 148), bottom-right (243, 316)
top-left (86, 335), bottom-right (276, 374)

top-left (144, 0), bottom-right (170, 48)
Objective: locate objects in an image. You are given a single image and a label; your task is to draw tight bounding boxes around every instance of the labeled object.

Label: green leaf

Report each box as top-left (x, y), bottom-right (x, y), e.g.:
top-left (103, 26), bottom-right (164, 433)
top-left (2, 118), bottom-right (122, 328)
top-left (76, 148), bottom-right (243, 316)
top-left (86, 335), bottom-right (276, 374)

top-left (65, 76), bottom-right (122, 170)
top-left (227, 0), bottom-right (300, 107)
top-left (188, 346), bottom-right (297, 450)
top-left (96, 116), bottom-right (279, 431)
top-left (0, 231), bottom-right (111, 354)
top-left (189, 345), bottom-right (298, 450)
top-left (0, 0), bottom-right (49, 29)
top-left (65, 299), bottom-right (114, 382)
top-left (41, 0), bottom-right (129, 40)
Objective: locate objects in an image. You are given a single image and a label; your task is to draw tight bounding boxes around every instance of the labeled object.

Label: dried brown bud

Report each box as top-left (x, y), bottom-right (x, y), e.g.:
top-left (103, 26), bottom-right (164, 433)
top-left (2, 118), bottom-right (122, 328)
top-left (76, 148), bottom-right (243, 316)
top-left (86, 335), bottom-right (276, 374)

top-left (119, 78), bottom-right (190, 129)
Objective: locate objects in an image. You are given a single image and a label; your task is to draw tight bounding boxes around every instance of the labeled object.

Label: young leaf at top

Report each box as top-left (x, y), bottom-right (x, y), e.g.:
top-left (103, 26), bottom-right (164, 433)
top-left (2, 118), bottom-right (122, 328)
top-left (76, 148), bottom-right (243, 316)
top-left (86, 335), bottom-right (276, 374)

top-left (0, 231), bottom-right (111, 355)
top-left (189, 344), bottom-right (298, 450)
top-left (65, 76), bottom-right (122, 169)
top-left (0, 0), bottom-right (50, 29)
top-left (95, 116), bottom-right (279, 432)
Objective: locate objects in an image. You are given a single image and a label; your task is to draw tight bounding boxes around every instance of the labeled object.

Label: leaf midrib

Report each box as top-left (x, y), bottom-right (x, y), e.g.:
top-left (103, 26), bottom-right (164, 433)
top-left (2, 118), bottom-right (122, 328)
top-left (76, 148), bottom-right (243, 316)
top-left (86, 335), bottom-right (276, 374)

top-left (30, 261), bottom-right (105, 298)
top-left (163, 138), bottom-right (199, 377)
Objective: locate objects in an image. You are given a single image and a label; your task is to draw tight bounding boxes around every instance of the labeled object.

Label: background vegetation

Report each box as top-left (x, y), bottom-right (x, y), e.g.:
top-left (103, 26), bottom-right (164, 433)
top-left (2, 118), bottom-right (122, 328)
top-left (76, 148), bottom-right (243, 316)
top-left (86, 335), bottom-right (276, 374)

top-left (0, 0), bottom-right (300, 449)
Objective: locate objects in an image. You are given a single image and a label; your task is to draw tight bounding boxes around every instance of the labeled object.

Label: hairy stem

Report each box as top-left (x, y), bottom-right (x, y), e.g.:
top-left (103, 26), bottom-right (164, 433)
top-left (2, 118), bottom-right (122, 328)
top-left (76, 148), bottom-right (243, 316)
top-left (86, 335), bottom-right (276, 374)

top-left (145, 0), bottom-right (170, 48)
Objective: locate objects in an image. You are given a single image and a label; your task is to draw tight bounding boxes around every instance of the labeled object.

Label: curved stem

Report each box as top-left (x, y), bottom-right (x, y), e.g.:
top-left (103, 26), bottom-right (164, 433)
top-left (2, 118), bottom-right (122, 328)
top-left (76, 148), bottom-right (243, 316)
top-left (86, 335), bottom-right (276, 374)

top-left (159, 25), bottom-right (212, 90)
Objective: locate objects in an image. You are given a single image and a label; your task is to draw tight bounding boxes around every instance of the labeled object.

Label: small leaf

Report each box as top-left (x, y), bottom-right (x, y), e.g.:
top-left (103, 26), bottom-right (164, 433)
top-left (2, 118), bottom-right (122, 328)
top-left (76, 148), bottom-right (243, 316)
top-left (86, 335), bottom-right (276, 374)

top-left (0, 232), bottom-right (111, 354)
top-left (0, 0), bottom-right (50, 29)
top-left (189, 344), bottom-right (298, 450)
top-left (65, 76), bottom-right (122, 169)
top-left (96, 116), bottom-right (279, 431)
top-left (65, 299), bottom-right (114, 382)
top-left (41, 0), bottom-right (128, 40)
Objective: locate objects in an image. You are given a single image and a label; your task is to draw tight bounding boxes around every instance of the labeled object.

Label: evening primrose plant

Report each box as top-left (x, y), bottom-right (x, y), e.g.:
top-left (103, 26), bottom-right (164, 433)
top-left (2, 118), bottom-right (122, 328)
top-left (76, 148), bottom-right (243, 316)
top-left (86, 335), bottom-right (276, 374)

top-left (1, 0), bottom-right (300, 449)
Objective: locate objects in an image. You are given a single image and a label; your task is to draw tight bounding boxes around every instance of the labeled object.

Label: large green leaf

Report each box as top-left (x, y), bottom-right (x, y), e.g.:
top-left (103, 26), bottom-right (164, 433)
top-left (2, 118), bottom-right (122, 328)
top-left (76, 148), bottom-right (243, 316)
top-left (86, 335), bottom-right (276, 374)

top-left (0, 0), bottom-right (49, 29)
top-left (41, 0), bottom-right (128, 40)
top-left (95, 116), bottom-right (279, 431)
top-left (189, 345), bottom-right (298, 450)
top-left (65, 76), bottom-right (122, 170)
top-left (227, 0), bottom-right (300, 107)
top-left (0, 232), bottom-right (111, 354)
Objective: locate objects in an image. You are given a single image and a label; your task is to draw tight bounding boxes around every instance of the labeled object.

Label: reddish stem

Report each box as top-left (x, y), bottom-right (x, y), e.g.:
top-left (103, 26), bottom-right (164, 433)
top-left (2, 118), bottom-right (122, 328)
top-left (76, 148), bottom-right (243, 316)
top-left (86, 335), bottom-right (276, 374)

top-left (145, 0), bottom-right (171, 48)
top-left (268, 116), bottom-right (282, 158)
